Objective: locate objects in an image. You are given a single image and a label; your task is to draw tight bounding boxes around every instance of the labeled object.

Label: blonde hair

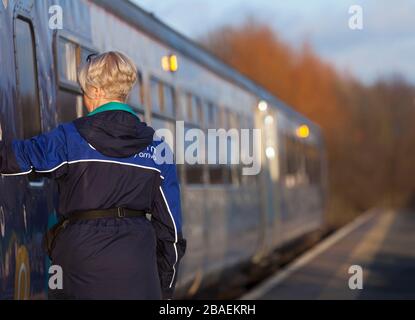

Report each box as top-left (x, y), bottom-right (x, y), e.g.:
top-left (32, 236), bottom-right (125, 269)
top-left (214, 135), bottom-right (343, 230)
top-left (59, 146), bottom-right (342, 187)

top-left (78, 51), bottom-right (137, 101)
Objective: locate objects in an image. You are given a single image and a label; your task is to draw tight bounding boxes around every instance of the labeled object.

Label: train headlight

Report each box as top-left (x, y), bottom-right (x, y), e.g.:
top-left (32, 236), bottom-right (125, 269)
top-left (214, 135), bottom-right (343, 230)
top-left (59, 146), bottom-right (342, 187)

top-left (258, 100), bottom-right (268, 112)
top-left (296, 125), bottom-right (310, 139)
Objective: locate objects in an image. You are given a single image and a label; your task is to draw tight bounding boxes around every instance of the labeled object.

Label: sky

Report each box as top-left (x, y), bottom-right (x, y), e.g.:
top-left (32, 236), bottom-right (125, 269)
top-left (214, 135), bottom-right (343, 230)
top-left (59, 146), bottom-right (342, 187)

top-left (130, 0), bottom-right (415, 84)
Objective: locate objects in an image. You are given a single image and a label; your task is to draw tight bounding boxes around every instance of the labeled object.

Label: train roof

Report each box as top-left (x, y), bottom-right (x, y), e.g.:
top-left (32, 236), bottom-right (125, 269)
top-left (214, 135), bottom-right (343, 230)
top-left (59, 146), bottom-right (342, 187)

top-left (92, 0), bottom-right (320, 131)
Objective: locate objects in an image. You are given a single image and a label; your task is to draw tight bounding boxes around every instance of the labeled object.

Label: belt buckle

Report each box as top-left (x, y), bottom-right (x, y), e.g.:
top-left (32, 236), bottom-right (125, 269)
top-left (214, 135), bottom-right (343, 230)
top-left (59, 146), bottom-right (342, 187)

top-left (117, 207), bottom-right (126, 218)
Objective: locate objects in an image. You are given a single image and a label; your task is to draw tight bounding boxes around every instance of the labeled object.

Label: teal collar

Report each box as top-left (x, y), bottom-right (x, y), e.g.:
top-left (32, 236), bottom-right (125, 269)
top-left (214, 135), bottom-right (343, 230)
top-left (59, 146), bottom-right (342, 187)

top-left (88, 102), bottom-right (138, 118)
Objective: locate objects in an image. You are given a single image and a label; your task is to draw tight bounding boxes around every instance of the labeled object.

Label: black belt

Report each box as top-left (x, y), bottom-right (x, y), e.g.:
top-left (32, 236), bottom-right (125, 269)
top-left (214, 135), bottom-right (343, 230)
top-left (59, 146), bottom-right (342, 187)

top-left (68, 208), bottom-right (148, 222)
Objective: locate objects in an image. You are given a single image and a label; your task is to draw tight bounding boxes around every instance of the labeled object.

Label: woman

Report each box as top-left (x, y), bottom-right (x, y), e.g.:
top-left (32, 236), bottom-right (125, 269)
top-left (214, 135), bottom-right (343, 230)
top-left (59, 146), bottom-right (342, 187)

top-left (0, 51), bottom-right (186, 299)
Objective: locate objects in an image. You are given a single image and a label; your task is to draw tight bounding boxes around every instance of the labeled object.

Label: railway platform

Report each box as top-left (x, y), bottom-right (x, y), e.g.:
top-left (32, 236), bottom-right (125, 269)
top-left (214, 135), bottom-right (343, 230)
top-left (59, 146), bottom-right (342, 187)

top-left (241, 209), bottom-right (415, 299)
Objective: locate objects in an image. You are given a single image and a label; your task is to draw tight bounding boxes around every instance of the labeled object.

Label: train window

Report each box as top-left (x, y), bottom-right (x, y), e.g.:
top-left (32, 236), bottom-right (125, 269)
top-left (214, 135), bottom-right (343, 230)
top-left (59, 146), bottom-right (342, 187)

top-left (128, 70), bottom-right (144, 109)
top-left (247, 115), bottom-right (255, 130)
top-left (211, 108), bottom-right (226, 184)
top-left (240, 115), bottom-right (254, 186)
top-left (203, 102), bottom-right (218, 128)
top-left (150, 78), bottom-right (162, 113)
top-left (185, 93), bottom-right (203, 125)
top-left (284, 133), bottom-right (309, 187)
top-left (206, 129), bottom-right (225, 185)
top-left (186, 165), bottom-right (204, 184)
top-left (240, 115), bottom-right (246, 129)
top-left (208, 166), bottom-right (225, 184)
top-left (223, 109), bottom-right (235, 185)
top-left (185, 94), bottom-right (193, 123)
top-left (285, 136), bottom-right (299, 175)
top-left (240, 166), bottom-right (256, 186)
top-left (57, 91), bottom-right (83, 123)
top-left (58, 37), bottom-right (78, 83)
top-left (305, 146), bottom-right (321, 184)
top-left (229, 111), bottom-right (240, 129)
top-left (150, 78), bottom-right (176, 117)
top-left (193, 96), bottom-right (203, 124)
top-left (227, 112), bottom-right (239, 156)
top-left (128, 81), bottom-right (140, 108)
top-left (184, 126), bottom-right (205, 185)
top-left (183, 93), bottom-right (191, 121)
top-left (207, 103), bottom-right (215, 127)
top-left (222, 108), bottom-right (231, 129)
top-left (178, 94), bottom-right (189, 121)
top-left (314, 158), bottom-right (322, 184)
top-left (238, 114), bottom-right (244, 129)
top-left (56, 35), bottom-right (96, 122)
top-left (14, 18), bottom-right (42, 139)
top-left (164, 84), bottom-right (175, 117)
top-left (138, 73), bottom-right (145, 106)
top-left (230, 113), bottom-right (241, 185)
top-left (58, 38), bottom-right (96, 85)
top-left (228, 111), bottom-right (234, 129)
top-left (57, 91), bottom-right (85, 123)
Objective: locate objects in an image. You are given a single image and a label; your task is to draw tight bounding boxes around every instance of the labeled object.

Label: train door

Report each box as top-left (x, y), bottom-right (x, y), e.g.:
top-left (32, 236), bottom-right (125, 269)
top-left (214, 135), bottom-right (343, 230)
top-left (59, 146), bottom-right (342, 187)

top-left (254, 101), bottom-right (281, 260)
top-left (12, 13), bottom-right (51, 299)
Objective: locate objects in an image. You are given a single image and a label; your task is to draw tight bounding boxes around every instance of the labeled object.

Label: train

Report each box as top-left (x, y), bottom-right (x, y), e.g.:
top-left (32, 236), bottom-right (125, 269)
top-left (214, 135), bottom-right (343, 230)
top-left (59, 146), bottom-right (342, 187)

top-left (0, 0), bottom-right (327, 299)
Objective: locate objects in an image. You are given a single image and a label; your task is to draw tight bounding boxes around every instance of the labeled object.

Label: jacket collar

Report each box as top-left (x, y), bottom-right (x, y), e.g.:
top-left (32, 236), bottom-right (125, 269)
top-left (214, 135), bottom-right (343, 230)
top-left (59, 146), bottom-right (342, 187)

top-left (88, 102), bottom-right (138, 118)
top-left (75, 105), bottom-right (155, 158)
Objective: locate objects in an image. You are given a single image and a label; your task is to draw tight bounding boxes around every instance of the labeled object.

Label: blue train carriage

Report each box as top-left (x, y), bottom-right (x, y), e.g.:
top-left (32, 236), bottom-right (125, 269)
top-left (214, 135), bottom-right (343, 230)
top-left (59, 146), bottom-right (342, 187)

top-left (0, 0), bottom-right (327, 299)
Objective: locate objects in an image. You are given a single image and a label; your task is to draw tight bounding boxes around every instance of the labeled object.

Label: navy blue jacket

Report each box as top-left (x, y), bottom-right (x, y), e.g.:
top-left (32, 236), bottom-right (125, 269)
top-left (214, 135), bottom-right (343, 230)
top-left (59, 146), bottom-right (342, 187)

top-left (0, 106), bottom-right (186, 299)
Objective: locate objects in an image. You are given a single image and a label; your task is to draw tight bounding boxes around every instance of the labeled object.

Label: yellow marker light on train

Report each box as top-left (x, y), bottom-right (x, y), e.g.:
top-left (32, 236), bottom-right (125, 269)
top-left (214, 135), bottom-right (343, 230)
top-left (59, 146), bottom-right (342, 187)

top-left (169, 55), bottom-right (178, 72)
top-left (296, 125), bottom-right (310, 138)
top-left (161, 54), bottom-right (179, 72)
top-left (258, 100), bottom-right (268, 112)
top-left (161, 56), bottom-right (170, 71)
